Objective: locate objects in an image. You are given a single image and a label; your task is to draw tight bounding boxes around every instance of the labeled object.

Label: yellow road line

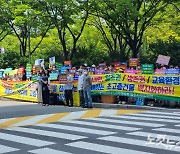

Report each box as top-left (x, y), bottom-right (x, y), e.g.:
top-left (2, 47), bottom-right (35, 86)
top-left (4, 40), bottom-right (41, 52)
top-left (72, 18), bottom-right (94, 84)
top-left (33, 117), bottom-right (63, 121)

top-left (116, 110), bottom-right (146, 115)
top-left (0, 109), bottom-right (147, 128)
top-left (0, 116), bottom-right (33, 128)
top-left (36, 112), bottom-right (70, 124)
top-left (80, 109), bottom-right (105, 119)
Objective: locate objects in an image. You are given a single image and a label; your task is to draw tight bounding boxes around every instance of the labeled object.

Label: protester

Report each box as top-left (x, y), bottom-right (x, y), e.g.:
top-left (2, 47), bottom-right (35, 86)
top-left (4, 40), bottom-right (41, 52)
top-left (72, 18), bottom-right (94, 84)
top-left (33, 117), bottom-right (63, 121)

top-left (64, 69), bottom-right (74, 107)
top-left (77, 69), bottom-right (84, 107)
top-left (36, 73), bottom-right (43, 104)
top-left (83, 68), bottom-right (93, 108)
top-left (41, 72), bottom-right (50, 106)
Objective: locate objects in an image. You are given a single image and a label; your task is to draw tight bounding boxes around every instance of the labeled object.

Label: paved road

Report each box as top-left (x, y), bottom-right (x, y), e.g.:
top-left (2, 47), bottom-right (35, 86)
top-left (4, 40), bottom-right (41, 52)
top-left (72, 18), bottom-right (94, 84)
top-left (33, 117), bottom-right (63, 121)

top-left (0, 100), bottom-right (85, 119)
top-left (0, 108), bottom-right (180, 154)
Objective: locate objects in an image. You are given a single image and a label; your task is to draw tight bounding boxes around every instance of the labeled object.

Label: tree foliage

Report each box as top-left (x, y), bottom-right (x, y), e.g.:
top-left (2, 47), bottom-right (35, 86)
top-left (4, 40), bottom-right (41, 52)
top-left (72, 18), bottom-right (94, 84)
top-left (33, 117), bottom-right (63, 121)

top-left (0, 0), bottom-right (179, 67)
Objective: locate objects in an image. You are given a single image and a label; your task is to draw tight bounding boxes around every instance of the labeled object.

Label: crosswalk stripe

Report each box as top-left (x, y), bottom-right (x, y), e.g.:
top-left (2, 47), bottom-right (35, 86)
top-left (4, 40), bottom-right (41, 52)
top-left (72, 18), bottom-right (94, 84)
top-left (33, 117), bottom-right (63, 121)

top-left (66, 141), bottom-right (154, 154)
top-left (0, 145), bottom-right (19, 153)
top-left (59, 111), bottom-right (87, 121)
top-left (7, 127), bottom-right (86, 140)
top-left (175, 124), bottom-right (180, 127)
top-left (64, 120), bottom-right (141, 131)
top-left (12, 114), bottom-right (55, 127)
top-left (80, 109), bottom-right (102, 119)
top-left (29, 148), bottom-right (72, 154)
top-left (0, 132), bottom-right (54, 147)
top-left (100, 110), bottom-right (117, 116)
top-left (127, 131), bottom-right (180, 142)
top-left (98, 136), bottom-right (180, 152)
top-left (153, 128), bottom-right (180, 134)
top-left (117, 110), bottom-right (146, 114)
top-left (0, 118), bottom-right (14, 124)
top-left (0, 116), bottom-right (33, 128)
top-left (37, 123), bottom-right (116, 135)
top-left (36, 112), bottom-right (70, 124)
top-left (111, 115), bottom-right (179, 123)
top-left (146, 111), bottom-right (180, 116)
top-left (129, 113), bottom-right (180, 120)
top-left (87, 117), bottom-right (164, 127)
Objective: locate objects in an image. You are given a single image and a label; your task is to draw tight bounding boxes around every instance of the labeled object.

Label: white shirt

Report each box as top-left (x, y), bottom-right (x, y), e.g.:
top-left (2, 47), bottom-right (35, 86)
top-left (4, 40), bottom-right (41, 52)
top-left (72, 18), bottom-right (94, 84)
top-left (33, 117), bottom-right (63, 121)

top-left (64, 74), bottom-right (74, 90)
top-left (78, 74), bottom-right (84, 90)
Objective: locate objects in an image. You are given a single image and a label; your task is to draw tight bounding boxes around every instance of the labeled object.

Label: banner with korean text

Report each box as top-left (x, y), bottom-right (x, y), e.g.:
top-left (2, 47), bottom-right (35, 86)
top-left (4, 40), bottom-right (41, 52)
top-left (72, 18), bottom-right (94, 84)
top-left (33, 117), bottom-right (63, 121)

top-left (0, 80), bottom-right (80, 106)
top-left (0, 73), bottom-right (180, 103)
top-left (91, 73), bottom-right (180, 101)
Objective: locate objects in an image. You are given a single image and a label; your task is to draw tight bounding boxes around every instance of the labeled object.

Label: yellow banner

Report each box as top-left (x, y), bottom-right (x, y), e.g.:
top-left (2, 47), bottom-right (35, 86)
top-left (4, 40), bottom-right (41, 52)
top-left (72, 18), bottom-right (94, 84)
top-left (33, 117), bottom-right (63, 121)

top-left (0, 80), bottom-right (80, 106)
top-left (91, 73), bottom-right (180, 98)
top-left (0, 73), bottom-right (179, 104)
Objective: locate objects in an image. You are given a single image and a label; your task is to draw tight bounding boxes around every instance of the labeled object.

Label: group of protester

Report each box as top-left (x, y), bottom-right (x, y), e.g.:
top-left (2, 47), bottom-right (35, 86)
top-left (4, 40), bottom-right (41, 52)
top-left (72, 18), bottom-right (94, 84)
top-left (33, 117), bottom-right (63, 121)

top-left (36, 67), bottom-right (93, 108)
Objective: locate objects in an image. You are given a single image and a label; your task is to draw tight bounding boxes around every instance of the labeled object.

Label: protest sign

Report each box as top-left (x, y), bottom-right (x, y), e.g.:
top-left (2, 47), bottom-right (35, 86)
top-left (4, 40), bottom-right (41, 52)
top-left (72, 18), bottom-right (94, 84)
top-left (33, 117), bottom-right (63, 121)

top-left (99, 63), bottom-right (106, 68)
top-left (64, 61), bottom-right (71, 66)
top-left (59, 75), bottom-right (67, 84)
top-left (129, 58), bottom-right (139, 67)
top-left (0, 71), bottom-right (3, 78)
top-left (60, 66), bottom-right (71, 74)
top-left (142, 64), bottom-right (154, 74)
top-left (95, 69), bottom-right (104, 74)
top-left (4, 68), bottom-right (12, 75)
top-left (165, 69), bottom-right (179, 74)
top-left (49, 56), bottom-right (55, 65)
top-left (125, 69), bottom-right (137, 74)
top-left (26, 63), bottom-right (32, 78)
top-left (55, 62), bottom-right (63, 70)
top-left (156, 55), bottom-right (170, 65)
top-left (154, 68), bottom-right (166, 74)
top-left (49, 72), bottom-right (59, 81)
top-left (35, 59), bottom-right (44, 69)
top-left (115, 65), bottom-right (126, 73)
top-left (17, 67), bottom-right (25, 74)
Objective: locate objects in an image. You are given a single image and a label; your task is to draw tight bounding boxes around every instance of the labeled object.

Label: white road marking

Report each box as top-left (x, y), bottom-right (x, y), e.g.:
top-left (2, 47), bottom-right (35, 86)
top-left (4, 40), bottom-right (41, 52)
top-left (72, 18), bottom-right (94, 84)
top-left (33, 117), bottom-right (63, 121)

top-left (0, 132), bottom-right (54, 147)
top-left (87, 117), bottom-right (164, 127)
top-left (29, 148), bottom-right (72, 154)
top-left (0, 144), bottom-right (19, 153)
top-left (98, 136), bottom-right (180, 152)
top-left (12, 114), bottom-right (55, 127)
top-left (153, 128), bottom-right (180, 134)
top-left (7, 127), bottom-right (86, 140)
top-left (100, 110), bottom-right (117, 116)
top-left (111, 115), bottom-right (179, 123)
top-left (66, 141), bottom-right (154, 154)
top-left (64, 120), bottom-right (141, 131)
top-left (59, 111), bottom-right (87, 121)
top-left (37, 123), bottom-right (116, 135)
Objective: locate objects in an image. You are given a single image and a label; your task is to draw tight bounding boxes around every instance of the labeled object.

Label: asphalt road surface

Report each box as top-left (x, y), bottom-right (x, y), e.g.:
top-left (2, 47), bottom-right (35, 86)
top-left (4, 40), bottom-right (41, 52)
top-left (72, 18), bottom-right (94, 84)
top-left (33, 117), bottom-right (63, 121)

top-left (0, 100), bottom-right (180, 154)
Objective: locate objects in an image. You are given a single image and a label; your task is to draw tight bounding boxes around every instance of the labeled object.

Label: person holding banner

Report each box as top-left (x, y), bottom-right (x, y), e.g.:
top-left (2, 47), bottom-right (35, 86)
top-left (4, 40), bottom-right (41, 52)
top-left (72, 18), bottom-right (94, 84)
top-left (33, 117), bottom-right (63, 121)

top-left (64, 69), bottom-right (74, 107)
top-left (37, 73), bottom-right (43, 104)
top-left (78, 69), bottom-right (85, 107)
top-left (41, 72), bottom-right (50, 106)
top-left (83, 68), bottom-right (93, 108)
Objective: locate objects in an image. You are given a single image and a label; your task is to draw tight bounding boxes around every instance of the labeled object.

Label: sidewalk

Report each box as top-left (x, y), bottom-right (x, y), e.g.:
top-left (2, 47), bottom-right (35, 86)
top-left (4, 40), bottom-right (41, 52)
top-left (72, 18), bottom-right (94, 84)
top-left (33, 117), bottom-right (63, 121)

top-left (93, 103), bottom-right (180, 111)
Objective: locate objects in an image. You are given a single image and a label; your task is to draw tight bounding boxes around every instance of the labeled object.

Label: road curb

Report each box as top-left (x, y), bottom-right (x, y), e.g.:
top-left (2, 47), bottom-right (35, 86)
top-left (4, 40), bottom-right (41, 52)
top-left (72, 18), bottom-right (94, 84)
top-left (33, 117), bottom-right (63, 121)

top-left (93, 103), bottom-right (176, 110)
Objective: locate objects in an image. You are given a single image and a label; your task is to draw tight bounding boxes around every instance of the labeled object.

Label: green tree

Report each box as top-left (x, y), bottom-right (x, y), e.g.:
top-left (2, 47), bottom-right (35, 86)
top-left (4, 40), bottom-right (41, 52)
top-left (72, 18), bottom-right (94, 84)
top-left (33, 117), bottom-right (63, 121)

top-left (149, 38), bottom-right (180, 66)
top-left (91, 0), bottom-right (178, 58)
top-left (0, 0), bottom-right (52, 57)
top-left (38, 0), bottom-right (89, 60)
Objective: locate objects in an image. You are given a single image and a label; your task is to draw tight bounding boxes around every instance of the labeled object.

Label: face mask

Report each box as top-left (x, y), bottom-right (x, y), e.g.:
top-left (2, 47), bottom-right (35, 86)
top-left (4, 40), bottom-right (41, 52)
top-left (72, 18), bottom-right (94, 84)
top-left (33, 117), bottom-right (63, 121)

top-left (84, 72), bottom-right (88, 75)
